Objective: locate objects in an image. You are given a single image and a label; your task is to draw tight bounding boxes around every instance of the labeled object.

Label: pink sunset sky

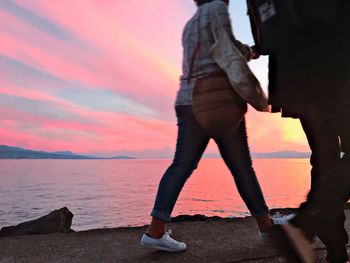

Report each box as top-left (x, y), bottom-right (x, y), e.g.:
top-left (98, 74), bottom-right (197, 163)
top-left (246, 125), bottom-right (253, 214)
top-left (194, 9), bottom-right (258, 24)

top-left (0, 0), bottom-right (309, 158)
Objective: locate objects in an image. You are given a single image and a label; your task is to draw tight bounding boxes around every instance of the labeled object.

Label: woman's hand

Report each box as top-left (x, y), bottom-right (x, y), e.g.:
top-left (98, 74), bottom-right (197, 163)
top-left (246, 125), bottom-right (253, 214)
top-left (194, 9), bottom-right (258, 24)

top-left (263, 105), bottom-right (271, 112)
top-left (250, 46), bottom-right (260, 60)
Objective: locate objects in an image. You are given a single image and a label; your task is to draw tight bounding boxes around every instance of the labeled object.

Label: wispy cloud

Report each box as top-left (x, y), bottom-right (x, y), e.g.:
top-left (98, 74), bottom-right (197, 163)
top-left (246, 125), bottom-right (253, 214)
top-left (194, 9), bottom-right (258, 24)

top-left (0, 0), bottom-right (72, 40)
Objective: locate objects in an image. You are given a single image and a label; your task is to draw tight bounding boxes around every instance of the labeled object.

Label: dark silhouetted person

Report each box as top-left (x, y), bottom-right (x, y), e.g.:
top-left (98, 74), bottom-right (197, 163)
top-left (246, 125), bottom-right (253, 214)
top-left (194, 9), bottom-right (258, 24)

top-left (248, 0), bottom-right (350, 262)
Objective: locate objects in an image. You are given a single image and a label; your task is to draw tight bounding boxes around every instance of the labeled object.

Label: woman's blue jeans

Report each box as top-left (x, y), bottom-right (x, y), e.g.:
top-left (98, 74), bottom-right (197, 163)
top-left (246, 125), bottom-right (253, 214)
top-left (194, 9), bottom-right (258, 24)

top-left (151, 105), bottom-right (269, 222)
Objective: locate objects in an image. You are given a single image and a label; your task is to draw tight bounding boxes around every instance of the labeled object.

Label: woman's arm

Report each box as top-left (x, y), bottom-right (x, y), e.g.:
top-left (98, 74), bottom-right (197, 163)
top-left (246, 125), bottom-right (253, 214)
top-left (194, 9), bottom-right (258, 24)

top-left (211, 1), bottom-right (252, 61)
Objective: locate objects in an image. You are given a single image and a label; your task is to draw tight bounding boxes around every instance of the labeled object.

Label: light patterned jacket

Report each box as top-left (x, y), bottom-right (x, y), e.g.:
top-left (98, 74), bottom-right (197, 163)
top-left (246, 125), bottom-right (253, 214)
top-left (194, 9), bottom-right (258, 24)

top-left (176, 0), bottom-right (268, 111)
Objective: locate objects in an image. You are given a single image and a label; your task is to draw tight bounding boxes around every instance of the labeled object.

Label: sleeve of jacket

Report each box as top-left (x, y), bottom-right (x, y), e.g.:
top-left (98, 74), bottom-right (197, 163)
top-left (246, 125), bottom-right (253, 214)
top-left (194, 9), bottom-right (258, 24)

top-left (208, 1), bottom-right (269, 112)
top-left (210, 1), bottom-right (252, 61)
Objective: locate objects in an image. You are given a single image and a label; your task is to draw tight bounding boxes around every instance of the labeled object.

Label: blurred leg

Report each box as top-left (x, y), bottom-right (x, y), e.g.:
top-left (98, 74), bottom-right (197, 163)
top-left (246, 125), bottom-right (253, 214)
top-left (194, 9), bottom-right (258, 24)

top-left (293, 112), bottom-right (349, 262)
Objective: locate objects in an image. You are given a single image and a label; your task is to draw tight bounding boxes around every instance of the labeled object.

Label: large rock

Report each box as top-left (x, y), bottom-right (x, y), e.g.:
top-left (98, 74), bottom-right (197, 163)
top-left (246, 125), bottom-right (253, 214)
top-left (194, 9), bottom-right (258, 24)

top-left (0, 207), bottom-right (73, 237)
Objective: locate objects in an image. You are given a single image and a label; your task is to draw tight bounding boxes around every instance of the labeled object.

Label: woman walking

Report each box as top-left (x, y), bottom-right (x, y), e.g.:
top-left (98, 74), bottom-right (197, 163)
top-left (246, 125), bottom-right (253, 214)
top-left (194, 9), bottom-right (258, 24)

top-left (141, 0), bottom-right (272, 252)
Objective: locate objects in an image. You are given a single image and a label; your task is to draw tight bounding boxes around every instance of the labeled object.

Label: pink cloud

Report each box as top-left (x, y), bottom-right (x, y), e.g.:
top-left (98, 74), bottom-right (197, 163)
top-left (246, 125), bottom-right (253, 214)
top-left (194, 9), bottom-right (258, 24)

top-left (0, 0), bottom-right (309, 155)
top-left (14, 0), bottom-right (183, 94)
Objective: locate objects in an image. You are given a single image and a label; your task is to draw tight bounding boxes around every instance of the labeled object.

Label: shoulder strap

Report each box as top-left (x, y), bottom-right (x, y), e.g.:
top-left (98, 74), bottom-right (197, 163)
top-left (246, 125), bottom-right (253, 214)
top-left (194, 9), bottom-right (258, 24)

top-left (187, 9), bottom-right (202, 84)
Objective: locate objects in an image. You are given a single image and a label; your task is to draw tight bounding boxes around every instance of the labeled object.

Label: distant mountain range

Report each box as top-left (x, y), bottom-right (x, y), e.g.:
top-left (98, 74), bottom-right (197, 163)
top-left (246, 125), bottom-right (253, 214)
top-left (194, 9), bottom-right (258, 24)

top-left (0, 145), bottom-right (311, 160)
top-left (204, 151), bottom-right (310, 159)
top-left (0, 145), bottom-right (135, 160)
top-left (251, 151), bottom-right (311, 159)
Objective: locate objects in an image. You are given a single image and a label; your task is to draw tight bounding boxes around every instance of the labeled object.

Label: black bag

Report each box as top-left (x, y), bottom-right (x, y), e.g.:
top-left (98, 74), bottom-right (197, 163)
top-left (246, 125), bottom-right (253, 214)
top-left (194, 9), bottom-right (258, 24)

top-left (247, 0), bottom-right (343, 55)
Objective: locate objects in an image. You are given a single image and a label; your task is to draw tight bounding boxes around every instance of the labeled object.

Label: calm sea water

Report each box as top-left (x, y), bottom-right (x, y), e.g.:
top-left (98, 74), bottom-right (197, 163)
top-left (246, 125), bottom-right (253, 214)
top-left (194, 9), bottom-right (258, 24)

top-left (0, 159), bottom-right (311, 231)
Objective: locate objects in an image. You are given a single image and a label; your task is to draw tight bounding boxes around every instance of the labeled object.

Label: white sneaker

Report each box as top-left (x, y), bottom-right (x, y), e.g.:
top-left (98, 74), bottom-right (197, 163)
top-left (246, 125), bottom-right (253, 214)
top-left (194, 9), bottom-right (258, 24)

top-left (272, 212), bottom-right (296, 225)
top-left (141, 230), bottom-right (187, 252)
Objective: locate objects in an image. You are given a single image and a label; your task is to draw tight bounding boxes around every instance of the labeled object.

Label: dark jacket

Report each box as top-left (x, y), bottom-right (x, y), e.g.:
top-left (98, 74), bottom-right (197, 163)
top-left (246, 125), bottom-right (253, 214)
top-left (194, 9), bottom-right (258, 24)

top-left (248, 0), bottom-right (350, 117)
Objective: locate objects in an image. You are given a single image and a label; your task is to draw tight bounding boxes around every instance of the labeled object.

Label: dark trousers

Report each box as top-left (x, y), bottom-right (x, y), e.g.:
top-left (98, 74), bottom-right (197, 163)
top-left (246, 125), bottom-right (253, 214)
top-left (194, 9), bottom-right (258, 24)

top-left (151, 105), bottom-right (269, 222)
top-left (293, 109), bottom-right (350, 263)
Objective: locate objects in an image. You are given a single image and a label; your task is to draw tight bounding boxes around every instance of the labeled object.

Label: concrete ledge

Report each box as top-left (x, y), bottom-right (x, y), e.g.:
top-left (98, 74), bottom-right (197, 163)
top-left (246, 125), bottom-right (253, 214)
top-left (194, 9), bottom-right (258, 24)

top-left (0, 209), bottom-right (349, 262)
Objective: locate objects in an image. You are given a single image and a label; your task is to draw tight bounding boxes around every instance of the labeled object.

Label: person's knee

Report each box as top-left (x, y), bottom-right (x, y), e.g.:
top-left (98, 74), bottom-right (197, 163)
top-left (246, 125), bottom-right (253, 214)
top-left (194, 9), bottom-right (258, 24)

top-left (169, 157), bottom-right (199, 173)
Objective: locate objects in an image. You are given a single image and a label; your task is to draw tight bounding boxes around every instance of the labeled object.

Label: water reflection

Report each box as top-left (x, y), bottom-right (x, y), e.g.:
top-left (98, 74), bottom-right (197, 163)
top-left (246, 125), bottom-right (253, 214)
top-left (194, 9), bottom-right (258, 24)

top-left (0, 159), bottom-right (310, 230)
